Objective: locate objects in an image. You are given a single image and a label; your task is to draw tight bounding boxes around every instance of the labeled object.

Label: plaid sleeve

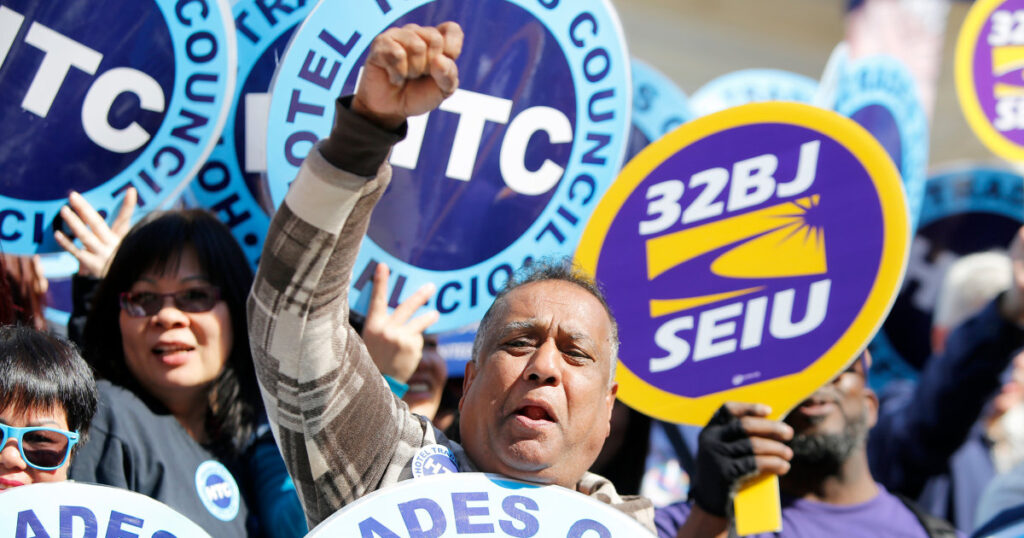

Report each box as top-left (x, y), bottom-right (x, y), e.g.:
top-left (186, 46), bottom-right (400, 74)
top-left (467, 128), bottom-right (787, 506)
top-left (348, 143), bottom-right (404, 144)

top-left (247, 146), bottom-right (422, 526)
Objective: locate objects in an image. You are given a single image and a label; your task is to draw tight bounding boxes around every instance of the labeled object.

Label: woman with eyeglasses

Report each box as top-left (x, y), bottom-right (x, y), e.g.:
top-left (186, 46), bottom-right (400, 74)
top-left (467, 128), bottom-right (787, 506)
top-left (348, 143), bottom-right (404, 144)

top-left (60, 205), bottom-right (305, 537)
top-left (0, 325), bottom-right (97, 491)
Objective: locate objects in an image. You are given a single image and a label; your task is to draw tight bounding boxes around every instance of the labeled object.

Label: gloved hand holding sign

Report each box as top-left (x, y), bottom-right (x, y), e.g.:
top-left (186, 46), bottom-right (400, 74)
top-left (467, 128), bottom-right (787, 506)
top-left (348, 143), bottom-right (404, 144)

top-left (575, 99), bottom-right (910, 535)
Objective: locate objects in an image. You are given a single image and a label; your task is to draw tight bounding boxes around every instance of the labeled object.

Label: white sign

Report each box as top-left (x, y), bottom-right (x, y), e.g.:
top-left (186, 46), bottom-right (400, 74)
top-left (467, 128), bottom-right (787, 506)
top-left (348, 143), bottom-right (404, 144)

top-left (308, 473), bottom-right (654, 537)
top-left (0, 482), bottom-right (211, 538)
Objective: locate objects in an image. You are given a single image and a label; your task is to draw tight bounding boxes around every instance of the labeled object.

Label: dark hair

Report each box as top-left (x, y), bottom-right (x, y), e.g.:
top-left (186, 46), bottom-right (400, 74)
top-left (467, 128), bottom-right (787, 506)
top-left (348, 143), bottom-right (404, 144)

top-left (83, 210), bottom-right (259, 459)
top-left (0, 254), bottom-right (48, 329)
top-left (472, 257), bottom-right (620, 378)
top-left (0, 325), bottom-right (98, 453)
top-left (0, 255), bottom-right (14, 325)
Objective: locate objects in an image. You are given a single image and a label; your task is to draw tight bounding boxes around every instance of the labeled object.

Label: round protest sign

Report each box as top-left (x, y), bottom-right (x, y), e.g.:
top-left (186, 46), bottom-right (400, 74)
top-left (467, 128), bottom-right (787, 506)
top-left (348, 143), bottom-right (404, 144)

top-left (628, 58), bottom-right (691, 157)
top-left (575, 102), bottom-right (909, 426)
top-left (437, 323), bottom-right (478, 376)
top-left (956, 0), bottom-right (1024, 162)
top-left (306, 472), bottom-right (653, 537)
top-left (982, 521), bottom-right (1024, 538)
top-left (265, 0), bottom-right (632, 332)
top-left (824, 51), bottom-right (929, 230)
top-left (870, 165), bottom-right (1024, 383)
top-left (688, 68), bottom-right (818, 118)
top-left (0, 482), bottom-right (211, 537)
top-left (188, 0), bottom-right (311, 268)
top-left (0, 0), bottom-right (236, 255)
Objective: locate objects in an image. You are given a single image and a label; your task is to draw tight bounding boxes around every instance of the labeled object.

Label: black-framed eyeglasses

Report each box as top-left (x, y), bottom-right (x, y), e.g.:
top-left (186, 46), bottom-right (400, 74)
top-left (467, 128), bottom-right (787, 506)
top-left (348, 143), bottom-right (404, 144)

top-left (118, 287), bottom-right (221, 317)
top-left (0, 423), bottom-right (79, 471)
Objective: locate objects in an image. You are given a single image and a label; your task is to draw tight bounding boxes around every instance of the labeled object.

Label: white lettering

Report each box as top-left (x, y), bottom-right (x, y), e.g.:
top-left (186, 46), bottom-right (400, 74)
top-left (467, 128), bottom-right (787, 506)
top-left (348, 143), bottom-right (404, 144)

top-left (639, 179), bottom-right (684, 236)
top-left (693, 302), bottom-right (742, 361)
top-left (649, 316), bottom-right (693, 373)
top-left (439, 89), bottom-right (513, 181)
top-left (776, 140), bottom-right (819, 198)
top-left (682, 167), bottom-right (728, 224)
top-left (642, 140), bottom-right (821, 231)
top-left (994, 98), bottom-right (1024, 132)
top-left (0, 6), bottom-right (25, 69)
top-left (499, 106), bottom-right (572, 195)
top-left (740, 296), bottom-right (768, 350)
top-left (81, 67), bottom-right (165, 153)
top-left (22, 22), bottom-right (102, 117)
top-left (769, 279), bottom-right (831, 339)
top-left (649, 280), bottom-right (832, 372)
top-left (244, 92), bottom-right (271, 173)
top-left (391, 112), bottom-right (429, 170)
top-left (728, 153), bottom-right (777, 211)
top-left (990, 10), bottom-right (1024, 46)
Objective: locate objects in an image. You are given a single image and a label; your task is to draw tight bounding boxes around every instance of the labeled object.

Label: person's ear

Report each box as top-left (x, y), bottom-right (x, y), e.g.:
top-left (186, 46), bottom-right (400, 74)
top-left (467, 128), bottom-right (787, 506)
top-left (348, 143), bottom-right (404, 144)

top-left (604, 382), bottom-right (618, 438)
top-left (458, 360), bottom-right (477, 414)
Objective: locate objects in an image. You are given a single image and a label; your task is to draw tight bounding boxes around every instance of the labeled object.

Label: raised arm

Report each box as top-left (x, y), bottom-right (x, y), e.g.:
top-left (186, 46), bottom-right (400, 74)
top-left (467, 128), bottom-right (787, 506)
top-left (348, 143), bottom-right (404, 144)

top-left (869, 226), bottom-right (1024, 498)
top-left (247, 22), bottom-right (462, 527)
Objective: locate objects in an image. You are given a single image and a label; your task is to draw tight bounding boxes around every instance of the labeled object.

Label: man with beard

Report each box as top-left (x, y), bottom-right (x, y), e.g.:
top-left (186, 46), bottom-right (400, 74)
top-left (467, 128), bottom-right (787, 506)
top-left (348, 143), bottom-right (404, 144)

top-left (653, 353), bottom-right (960, 537)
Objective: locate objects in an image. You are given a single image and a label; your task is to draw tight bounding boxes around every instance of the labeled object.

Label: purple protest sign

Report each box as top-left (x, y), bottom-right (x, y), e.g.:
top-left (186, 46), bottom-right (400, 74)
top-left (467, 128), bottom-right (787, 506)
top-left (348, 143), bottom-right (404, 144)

top-left (956, 0), bottom-right (1024, 160)
top-left (576, 102), bottom-right (909, 426)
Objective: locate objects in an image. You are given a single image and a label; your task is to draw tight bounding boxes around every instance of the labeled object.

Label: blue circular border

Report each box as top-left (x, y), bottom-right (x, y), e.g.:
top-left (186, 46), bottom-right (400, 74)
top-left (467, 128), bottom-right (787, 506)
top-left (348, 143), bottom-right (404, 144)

top-left (688, 68), bottom-right (818, 118)
top-left (189, 0), bottom-right (311, 268)
top-left (1, 0), bottom-right (237, 255)
top-left (832, 55), bottom-right (929, 231)
top-left (870, 165), bottom-right (1024, 387)
top-left (194, 460), bottom-right (241, 522)
top-left (630, 58), bottom-right (691, 142)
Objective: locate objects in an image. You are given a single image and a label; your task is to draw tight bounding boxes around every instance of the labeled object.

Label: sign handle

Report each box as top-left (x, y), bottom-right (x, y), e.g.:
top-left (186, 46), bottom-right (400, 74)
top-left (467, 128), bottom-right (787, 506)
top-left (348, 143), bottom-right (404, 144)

top-left (734, 474), bottom-right (782, 535)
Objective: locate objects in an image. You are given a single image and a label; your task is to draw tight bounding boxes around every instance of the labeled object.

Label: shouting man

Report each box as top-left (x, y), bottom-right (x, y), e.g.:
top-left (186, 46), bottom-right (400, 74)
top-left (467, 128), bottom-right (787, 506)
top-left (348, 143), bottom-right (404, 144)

top-left (247, 21), bottom-right (653, 530)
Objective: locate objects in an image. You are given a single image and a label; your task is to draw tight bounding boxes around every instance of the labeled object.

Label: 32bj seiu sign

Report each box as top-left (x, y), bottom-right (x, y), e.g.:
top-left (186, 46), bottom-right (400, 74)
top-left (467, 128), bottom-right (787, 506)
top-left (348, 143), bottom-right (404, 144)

top-left (576, 102), bottom-right (910, 425)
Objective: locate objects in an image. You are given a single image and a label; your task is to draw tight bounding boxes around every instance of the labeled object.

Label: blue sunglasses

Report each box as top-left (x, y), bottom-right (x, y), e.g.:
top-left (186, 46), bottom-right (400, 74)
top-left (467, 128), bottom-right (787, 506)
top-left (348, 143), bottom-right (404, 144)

top-left (0, 423), bottom-right (79, 471)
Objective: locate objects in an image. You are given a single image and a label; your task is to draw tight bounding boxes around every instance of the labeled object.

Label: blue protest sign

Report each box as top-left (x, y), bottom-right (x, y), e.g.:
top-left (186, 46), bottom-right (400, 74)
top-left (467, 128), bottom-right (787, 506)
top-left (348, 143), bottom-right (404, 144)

top-left (37, 251), bottom-right (76, 329)
top-left (870, 165), bottom-right (1024, 384)
top-left (188, 0), bottom-right (311, 268)
top-left (437, 323), bottom-right (478, 377)
top-left (819, 46), bottom-right (930, 230)
top-left (0, 0), bottom-right (236, 254)
top-left (306, 473), bottom-right (653, 537)
top-left (629, 58), bottom-right (691, 156)
top-left (688, 68), bottom-right (818, 118)
top-left (265, 0), bottom-right (632, 332)
top-left (0, 482), bottom-right (211, 537)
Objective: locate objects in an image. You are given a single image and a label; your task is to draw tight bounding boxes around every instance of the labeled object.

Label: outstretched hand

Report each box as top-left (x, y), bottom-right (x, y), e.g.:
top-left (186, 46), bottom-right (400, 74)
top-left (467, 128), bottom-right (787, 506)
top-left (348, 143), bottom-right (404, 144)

top-left (54, 188), bottom-right (137, 278)
top-left (362, 262), bottom-right (440, 383)
top-left (352, 22), bottom-right (463, 130)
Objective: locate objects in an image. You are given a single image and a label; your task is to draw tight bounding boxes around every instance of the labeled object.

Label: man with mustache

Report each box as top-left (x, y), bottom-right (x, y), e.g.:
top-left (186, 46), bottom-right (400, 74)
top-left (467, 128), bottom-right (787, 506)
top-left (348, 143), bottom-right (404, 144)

top-left (657, 353), bottom-right (959, 537)
top-left (247, 21), bottom-right (654, 531)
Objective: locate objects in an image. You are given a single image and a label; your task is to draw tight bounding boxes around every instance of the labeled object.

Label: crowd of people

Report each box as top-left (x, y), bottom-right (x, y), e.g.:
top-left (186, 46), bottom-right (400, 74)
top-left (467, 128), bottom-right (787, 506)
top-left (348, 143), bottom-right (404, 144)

top-left (4, 19), bottom-right (1024, 538)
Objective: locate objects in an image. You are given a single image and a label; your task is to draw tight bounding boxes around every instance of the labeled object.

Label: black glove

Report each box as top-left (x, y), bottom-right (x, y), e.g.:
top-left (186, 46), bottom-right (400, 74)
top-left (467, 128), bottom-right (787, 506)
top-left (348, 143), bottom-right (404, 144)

top-left (690, 404), bottom-right (758, 517)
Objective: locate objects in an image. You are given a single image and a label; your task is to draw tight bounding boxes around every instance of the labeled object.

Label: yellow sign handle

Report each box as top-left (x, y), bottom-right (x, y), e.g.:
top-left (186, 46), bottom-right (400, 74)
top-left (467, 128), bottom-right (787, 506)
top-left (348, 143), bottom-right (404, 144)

top-left (734, 474), bottom-right (782, 536)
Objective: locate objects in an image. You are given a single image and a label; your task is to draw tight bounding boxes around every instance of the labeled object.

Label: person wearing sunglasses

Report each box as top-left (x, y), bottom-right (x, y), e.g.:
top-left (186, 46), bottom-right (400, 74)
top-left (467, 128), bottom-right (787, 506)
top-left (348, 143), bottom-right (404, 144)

top-left (0, 324), bottom-right (97, 490)
top-left (60, 209), bottom-right (305, 537)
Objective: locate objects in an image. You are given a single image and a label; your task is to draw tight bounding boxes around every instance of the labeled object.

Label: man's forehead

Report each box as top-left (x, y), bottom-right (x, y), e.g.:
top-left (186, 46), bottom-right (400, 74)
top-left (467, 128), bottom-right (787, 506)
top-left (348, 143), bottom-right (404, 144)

top-left (493, 281), bottom-right (613, 335)
top-left (502, 281), bottom-right (606, 314)
top-left (495, 317), bottom-right (597, 342)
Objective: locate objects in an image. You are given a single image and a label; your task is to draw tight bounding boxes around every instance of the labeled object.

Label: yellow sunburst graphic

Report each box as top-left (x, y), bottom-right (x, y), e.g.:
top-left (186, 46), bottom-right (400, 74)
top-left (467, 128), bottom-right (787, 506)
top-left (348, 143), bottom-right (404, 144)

top-left (712, 196), bottom-right (826, 279)
top-left (645, 195), bottom-right (826, 318)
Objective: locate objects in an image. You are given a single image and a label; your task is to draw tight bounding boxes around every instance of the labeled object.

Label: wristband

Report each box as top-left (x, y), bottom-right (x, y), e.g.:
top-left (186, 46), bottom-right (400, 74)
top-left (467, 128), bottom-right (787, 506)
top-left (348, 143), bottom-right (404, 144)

top-left (383, 374), bottom-right (409, 398)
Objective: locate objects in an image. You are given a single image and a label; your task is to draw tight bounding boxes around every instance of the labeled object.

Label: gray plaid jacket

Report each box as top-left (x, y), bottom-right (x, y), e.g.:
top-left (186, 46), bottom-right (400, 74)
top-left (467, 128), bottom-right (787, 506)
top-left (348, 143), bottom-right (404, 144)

top-left (247, 113), bottom-right (654, 531)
